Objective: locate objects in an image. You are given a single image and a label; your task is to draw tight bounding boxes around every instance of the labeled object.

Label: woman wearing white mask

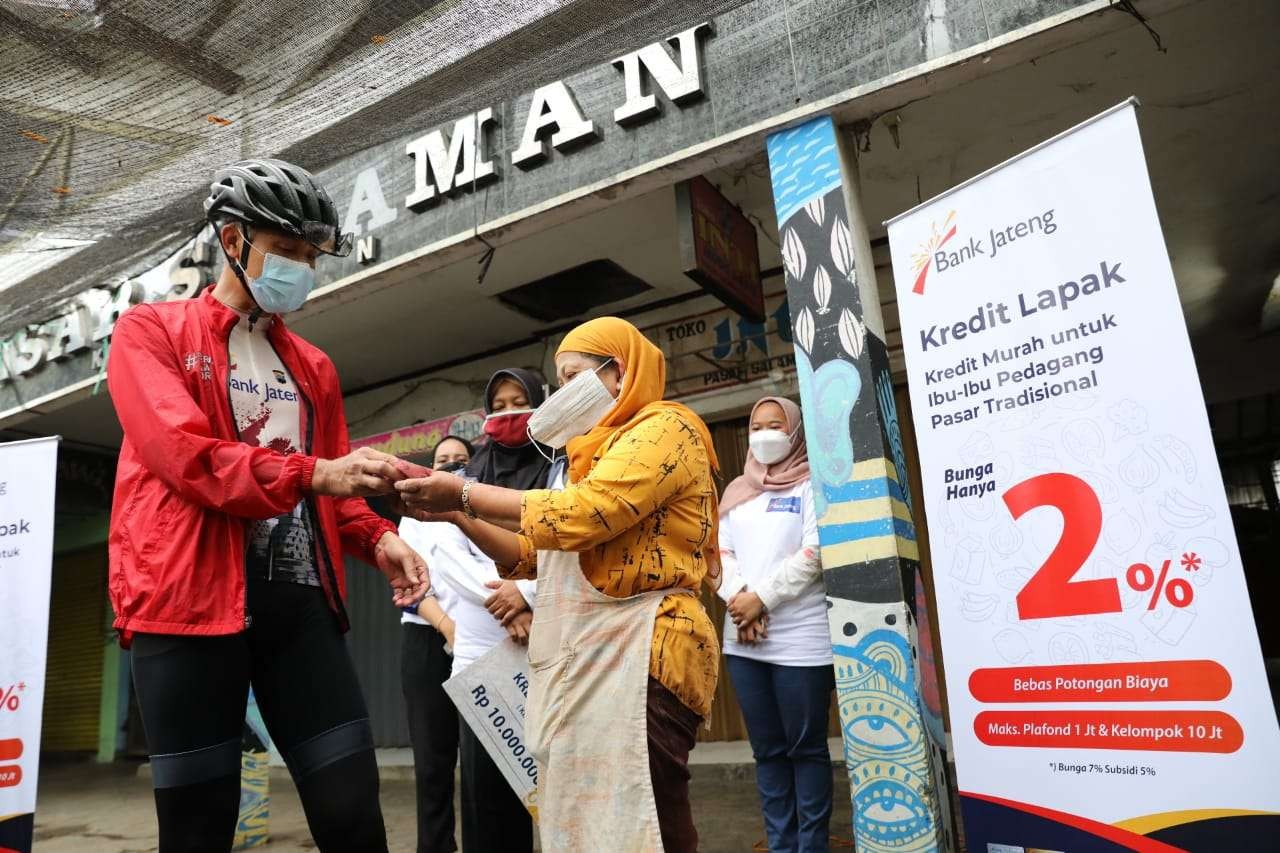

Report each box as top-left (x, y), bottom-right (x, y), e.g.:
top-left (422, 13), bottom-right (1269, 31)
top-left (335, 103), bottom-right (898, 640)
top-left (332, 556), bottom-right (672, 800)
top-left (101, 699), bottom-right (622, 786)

top-left (718, 396), bottom-right (833, 853)
top-left (395, 317), bottom-right (721, 853)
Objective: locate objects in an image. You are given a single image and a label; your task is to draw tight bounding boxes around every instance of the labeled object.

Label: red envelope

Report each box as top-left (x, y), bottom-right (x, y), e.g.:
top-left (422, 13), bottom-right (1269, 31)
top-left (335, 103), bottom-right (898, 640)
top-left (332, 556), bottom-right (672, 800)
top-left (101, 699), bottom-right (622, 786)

top-left (393, 460), bottom-right (432, 479)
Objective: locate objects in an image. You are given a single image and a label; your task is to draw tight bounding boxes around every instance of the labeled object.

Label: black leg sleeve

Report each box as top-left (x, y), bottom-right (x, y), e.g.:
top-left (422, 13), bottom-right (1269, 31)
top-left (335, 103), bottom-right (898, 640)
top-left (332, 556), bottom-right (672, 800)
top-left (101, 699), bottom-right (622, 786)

top-left (247, 580), bottom-right (388, 853)
top-left (131, 632), bottom-right (251, 853)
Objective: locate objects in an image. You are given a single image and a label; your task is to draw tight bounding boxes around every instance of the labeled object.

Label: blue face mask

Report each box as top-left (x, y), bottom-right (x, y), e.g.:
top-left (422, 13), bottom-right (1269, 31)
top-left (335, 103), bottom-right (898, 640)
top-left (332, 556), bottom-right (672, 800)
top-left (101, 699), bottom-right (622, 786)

top-left (237, 235), bottom-right (316, 314)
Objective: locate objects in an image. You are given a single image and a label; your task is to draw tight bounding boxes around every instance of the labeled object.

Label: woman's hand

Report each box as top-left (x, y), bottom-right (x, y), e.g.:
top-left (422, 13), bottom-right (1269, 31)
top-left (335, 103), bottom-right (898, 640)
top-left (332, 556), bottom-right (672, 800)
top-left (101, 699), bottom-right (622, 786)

top-left (484, 580), bottom-right (529, 625)
top-left (736, 615), bottom-right (768, 645)
top-left (404, 508), bottom-right (467, 525)
top-left (505, 610), bottom-right (533, 646)
top-left (727, 590), bottom-right (766, 628)
top-left (374, 532), bottom-right (430, 607)
top-left (433, 613), bottom-right (457, 648)
top-left (395, 470), bottom-right (465, 513)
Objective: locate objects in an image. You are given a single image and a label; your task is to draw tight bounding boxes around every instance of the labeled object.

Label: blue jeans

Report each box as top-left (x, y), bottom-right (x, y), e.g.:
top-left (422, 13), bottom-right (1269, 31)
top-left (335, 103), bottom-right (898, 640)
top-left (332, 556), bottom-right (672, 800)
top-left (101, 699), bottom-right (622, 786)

top-left (726, 655), bottom-right (835, 853)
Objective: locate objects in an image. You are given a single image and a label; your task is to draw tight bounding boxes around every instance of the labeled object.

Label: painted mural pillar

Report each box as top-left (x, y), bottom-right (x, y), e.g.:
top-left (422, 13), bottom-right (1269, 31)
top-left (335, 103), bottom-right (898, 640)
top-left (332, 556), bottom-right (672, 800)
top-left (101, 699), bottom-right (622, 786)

top-left (766, 116), bottom-right (954, 852)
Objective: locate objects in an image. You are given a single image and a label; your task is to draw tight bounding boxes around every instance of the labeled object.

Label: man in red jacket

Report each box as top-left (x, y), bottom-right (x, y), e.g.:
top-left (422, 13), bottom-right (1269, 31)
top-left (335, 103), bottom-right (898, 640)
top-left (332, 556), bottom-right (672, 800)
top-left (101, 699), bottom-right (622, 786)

top-left (108, 158), bottom-right (428, 853)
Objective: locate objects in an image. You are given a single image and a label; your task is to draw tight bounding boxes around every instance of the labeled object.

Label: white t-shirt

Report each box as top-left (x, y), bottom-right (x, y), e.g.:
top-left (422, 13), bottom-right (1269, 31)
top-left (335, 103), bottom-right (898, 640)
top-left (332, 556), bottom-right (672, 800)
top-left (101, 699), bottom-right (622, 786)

top-left (227, 312), bottom-right (317, 586)
top-left (397, 518), bottom-right (536, 676)
top-left (719, 481), bottom-right (831, 666)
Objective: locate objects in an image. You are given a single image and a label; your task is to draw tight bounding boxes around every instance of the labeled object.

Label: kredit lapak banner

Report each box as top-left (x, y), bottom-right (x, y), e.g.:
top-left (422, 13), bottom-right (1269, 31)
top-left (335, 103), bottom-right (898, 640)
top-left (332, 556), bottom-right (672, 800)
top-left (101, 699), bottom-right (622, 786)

top-left (887, 101), bottom-right (1280, 851)
top-left (0, 436), bottom-right (58, 853)
top-left (444, 640), bottom-right (538, 818)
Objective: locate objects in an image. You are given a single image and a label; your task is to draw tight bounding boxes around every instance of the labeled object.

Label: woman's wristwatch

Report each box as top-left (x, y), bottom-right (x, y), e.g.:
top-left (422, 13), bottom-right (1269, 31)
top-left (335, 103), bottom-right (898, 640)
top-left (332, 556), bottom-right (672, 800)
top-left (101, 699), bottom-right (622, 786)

top-left (400, 587), bottom-right (436, 617)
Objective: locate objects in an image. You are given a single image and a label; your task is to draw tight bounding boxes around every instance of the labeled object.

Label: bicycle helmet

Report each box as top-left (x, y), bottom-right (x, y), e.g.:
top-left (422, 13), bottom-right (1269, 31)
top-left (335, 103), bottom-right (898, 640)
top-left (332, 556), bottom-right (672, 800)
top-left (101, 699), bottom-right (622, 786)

top-left (204, 158), bottom-right (353, 257)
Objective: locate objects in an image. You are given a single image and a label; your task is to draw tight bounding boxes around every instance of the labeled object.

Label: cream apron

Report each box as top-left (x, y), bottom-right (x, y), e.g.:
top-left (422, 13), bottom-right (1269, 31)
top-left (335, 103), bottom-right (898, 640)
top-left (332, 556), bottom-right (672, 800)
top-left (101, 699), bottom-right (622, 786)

top-left (526, 547), bottom-right (686, 852)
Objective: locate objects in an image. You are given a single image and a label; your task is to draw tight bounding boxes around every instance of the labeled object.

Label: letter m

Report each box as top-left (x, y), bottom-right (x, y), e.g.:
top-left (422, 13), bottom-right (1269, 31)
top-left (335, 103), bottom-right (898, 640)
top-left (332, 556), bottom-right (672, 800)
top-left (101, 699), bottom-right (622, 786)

top-left (612, 22), bottom-right (714, 126)
top-left (405, 108), bottom-right (497, 209)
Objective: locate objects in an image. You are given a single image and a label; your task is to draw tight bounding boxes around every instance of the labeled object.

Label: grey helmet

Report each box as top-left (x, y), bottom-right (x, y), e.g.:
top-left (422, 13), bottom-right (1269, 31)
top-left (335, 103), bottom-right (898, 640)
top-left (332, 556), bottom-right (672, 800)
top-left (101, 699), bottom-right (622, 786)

top-left (204, 158), bottom-right (353, 257)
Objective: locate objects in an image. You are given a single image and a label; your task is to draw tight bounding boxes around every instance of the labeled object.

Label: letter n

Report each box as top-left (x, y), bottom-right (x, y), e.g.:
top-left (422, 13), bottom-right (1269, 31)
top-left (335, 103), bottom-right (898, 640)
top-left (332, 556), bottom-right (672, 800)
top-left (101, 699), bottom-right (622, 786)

top-left (612, 21), bottom-right (714, 126)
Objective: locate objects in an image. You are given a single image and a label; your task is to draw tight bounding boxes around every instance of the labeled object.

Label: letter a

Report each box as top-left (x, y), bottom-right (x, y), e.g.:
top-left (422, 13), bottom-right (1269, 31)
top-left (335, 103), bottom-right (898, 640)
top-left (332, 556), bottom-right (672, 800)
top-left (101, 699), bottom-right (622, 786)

top-left (511, 82), bottom-right (598, 169)
top-left (343, 167), bottom-right (398, 235)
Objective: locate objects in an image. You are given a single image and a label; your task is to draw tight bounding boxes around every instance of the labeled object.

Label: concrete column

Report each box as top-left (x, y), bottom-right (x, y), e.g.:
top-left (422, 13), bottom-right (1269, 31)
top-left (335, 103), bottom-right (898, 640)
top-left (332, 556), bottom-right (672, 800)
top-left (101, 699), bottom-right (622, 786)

top-left (765, 115), bottom-right (954, 852)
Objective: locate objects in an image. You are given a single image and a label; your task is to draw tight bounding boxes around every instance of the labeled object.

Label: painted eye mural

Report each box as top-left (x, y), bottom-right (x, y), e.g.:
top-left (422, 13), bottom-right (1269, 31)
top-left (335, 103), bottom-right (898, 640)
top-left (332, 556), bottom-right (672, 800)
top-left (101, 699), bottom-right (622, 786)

top-left (854, 779), bottom-right (934, 850)
top-left (846, 708), bottom-right (912, 751)
top-left (833, 621), bottom-right (937, 853)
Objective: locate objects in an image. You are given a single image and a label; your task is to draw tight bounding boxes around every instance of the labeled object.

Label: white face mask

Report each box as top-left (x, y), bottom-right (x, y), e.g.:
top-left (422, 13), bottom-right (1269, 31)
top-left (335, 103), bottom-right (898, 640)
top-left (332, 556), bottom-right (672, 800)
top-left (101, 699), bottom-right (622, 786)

top-left (749, 429), bottom-right (792, 465)
top-left (527, 360), bottom-right (617, 449)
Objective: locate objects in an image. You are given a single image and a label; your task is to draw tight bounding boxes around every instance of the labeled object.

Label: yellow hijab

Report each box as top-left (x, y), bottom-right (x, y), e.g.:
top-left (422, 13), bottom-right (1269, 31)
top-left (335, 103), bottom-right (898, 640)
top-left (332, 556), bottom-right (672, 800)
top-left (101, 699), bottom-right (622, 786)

top-left (557, 316), bottom-right (720, 483)
top-left (558, 317), bottom-right (721, 584)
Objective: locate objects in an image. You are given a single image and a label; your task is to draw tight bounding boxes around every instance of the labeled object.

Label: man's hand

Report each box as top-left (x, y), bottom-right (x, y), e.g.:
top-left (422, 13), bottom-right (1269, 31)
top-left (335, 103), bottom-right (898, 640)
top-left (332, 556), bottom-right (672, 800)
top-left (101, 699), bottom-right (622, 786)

top-left (727, 590), bottom-right (766, 628)
top-left (396, 471), bottom-right (465, 514)
top-left (374, 532), bottom-right (430, 607)
top-left (736, 615), bottom-right (769, 645)
top-left (505, 610), bottom-right (533, 646)
top-left (484, 579), bottom-right (529, 626)
top-left (312, 448), bottom-right (405, 497)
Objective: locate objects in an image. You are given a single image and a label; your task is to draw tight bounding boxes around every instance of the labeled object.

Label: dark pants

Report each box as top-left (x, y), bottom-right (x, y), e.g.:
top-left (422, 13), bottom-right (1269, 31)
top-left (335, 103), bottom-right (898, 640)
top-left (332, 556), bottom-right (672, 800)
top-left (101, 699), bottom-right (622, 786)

top-left (401, 623), bottom-right (459, 853)
top-left (726, 656), bottom-right (834, 853)
top-left (459, 719), bottom-right (533, 852)
top-left (647, 676), bottom-right (702, 853)
top-left (131, 579), bottom-right (386, 853)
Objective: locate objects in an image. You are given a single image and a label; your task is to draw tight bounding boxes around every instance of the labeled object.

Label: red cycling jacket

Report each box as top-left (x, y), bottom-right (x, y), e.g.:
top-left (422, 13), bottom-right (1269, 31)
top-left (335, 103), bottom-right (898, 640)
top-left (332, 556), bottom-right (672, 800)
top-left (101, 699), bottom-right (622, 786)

top-left (107, 288), bottom-right (395, 640)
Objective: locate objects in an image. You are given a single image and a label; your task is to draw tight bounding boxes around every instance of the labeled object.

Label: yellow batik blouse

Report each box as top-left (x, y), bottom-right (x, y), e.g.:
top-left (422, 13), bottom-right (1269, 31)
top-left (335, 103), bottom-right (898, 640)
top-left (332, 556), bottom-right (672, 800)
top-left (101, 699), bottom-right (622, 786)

top-left (505, 408), bottom-right (720, 718)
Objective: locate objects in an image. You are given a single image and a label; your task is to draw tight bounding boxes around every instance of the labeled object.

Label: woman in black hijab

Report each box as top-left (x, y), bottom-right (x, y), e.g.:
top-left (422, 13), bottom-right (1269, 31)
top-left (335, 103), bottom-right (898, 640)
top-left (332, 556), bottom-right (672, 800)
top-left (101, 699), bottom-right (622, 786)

top-left (452, 367), bottom-right (554, 853)
top-left (466, 367), bottom-right (556, 490)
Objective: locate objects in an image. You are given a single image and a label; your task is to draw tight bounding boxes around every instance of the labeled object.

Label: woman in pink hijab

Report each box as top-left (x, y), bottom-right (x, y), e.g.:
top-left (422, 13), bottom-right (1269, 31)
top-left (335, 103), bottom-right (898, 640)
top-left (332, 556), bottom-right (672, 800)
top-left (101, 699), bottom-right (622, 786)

top-left (717, 396), bottom-right (833, 853)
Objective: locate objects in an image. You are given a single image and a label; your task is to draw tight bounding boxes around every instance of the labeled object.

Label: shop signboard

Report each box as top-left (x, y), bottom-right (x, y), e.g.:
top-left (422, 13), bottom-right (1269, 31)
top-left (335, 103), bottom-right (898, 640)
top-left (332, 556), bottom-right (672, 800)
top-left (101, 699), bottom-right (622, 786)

top-left (675, 175), bottom-right (765, 322)
top-left (0, 436), bottom-right (59, 853)
top-left (0, 228), bottom-right (218, 414)
top-left (639, 289), bottom-right (794, 400)
top-left (350, 409), bottom-right (485, 458)
top-left (887, 100), bottom-right (1280, 850)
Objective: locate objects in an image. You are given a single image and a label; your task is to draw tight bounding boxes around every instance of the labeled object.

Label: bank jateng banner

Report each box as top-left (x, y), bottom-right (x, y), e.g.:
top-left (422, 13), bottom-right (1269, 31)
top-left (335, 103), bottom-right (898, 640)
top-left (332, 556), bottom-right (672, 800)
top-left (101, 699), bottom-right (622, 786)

top-left (0, 437), bottom-right (58, 853)
top-left (887, 100), bottom-right (1280, 851)
top-left (444, 640), bottom-right (538, 818)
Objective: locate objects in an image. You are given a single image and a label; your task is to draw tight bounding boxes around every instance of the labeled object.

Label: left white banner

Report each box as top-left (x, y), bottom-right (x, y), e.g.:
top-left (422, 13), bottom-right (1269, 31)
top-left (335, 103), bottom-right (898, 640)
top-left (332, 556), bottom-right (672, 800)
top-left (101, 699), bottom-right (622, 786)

top-left (0, 436), bottom-right (59, 851)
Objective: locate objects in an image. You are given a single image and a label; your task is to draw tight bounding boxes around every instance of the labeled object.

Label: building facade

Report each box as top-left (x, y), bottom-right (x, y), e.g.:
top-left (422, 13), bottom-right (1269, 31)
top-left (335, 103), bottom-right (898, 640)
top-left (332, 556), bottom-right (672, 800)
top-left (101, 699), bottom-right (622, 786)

top-left (3, 0), bottom-right (1278, 847)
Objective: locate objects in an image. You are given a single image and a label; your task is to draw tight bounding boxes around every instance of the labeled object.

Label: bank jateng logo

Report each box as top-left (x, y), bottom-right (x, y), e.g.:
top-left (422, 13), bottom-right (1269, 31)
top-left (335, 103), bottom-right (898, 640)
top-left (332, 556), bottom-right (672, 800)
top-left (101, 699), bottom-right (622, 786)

top-left (910, 210), bottom-right (958, 295)
top-left (910, 208), bottom-right (1058, 295)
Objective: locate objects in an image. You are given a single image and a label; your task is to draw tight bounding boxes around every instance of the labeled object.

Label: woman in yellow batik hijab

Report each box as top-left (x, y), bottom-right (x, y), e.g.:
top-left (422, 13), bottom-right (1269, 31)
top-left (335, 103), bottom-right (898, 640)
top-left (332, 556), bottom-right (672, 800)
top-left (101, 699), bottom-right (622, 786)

top-left (397, 316), bottom-right (721, 852)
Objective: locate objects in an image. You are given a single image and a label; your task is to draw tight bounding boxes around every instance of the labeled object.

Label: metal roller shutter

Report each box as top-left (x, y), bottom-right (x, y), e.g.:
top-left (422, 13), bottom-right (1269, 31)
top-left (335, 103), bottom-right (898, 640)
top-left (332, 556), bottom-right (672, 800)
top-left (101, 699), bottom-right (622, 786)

top-left (40, 546), bottom-right (108, 753)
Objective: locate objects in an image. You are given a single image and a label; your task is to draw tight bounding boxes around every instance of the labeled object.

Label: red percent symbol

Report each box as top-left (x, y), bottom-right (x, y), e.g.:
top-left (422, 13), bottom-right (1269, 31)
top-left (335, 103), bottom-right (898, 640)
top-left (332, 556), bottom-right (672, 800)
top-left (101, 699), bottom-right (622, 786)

top-left (1126, 560), bottom-right (1194, 609)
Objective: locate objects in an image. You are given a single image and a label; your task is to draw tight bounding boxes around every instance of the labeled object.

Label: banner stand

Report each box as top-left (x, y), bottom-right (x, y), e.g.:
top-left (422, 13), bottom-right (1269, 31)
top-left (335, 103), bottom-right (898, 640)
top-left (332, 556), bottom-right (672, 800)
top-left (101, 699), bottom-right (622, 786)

top-left (0, 436), bottom-right (60, 853)
top-left (887, 100), bottom-right (1280, 851)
